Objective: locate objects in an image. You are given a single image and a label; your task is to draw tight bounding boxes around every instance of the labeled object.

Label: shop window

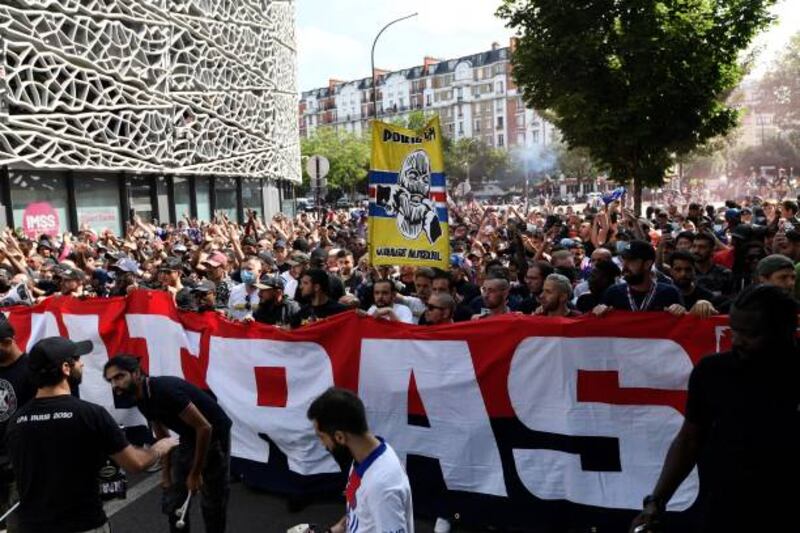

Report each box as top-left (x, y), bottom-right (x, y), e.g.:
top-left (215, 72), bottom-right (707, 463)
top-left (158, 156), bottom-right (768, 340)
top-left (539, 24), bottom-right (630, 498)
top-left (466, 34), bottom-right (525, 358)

top-left (75, 173), bottom-right (122, 235)
top-left (10, 170), bottom-right (69, 238)
top-left (215, 177), bottom-right (238, 221)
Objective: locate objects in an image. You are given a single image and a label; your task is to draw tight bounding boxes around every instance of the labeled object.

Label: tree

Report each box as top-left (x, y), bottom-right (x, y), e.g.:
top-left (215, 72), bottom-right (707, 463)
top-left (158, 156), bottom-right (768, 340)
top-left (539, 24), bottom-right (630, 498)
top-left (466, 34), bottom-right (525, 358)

top-left (300, 127), bottom-right (370, 198)
top-left (734, 136), bottom-right (800, 178)
top-left (757, 32), bottom-right (800, 145)
top-left (498, 0), bottom-right (775, 214)
top-left (444, 138), bottom-right (518, 187)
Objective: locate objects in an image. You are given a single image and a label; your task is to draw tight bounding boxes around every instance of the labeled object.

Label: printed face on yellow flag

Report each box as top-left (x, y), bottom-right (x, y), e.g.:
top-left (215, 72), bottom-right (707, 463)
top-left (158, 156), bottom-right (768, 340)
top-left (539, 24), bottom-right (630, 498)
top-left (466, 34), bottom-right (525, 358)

top-left (368, 116), bottom-right (450, 270)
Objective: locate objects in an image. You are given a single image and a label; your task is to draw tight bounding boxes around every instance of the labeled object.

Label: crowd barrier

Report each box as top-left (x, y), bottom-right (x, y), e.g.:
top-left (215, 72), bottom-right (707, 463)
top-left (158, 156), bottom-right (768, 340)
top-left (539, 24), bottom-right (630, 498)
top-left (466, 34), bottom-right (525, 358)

top-left (5, 291), bottom-right (729, 530)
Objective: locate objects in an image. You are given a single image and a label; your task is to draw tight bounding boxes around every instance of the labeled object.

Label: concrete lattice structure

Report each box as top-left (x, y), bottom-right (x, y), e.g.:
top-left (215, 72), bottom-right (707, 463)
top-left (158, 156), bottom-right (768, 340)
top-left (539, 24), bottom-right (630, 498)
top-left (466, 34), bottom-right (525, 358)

top-left (0, 0), bottom-right (300, 183)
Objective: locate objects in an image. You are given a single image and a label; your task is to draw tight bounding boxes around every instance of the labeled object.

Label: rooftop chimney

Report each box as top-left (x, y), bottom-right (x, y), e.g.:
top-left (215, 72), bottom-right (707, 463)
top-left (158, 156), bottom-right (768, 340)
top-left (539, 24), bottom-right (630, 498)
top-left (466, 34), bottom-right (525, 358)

top-left (491, 41), bottom-right (500, 51)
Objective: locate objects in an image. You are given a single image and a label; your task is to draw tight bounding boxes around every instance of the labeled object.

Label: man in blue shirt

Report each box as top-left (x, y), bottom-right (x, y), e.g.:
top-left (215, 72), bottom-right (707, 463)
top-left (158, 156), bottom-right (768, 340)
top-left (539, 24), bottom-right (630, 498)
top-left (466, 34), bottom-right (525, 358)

top-left (594, 240), bottom-right (684, 314)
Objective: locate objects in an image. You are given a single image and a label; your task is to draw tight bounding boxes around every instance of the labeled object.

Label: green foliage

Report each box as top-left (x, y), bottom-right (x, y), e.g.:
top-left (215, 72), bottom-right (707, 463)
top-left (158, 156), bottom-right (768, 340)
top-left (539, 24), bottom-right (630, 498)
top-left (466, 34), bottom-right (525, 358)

top-left (554, 144), bottom-right (599, 180)
top-left (734, 135), bottom-right (800, 175)
top-left (389, 109), bottom-right (435, 131)
top-left (300, 127), bottom-right (370, 194)
top-left (498, 0), bottom-right (775, 211)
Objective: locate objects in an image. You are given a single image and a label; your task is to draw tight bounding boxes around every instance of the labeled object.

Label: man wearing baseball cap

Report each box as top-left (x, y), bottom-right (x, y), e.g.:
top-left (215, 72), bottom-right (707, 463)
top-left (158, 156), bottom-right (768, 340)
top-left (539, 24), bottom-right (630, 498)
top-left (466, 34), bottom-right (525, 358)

top-left (202, 252), bottom-right (233, 308)
top-left (756, 254), bottom-right (796, 295)
top-left (6, 337), bottom-right (177, 533)
top-left (252, 275), bottom-right (300, 328)
top-left (0, 317), bottom-right (33, 532)
top-left (594, 240), bottom-right (684, 315)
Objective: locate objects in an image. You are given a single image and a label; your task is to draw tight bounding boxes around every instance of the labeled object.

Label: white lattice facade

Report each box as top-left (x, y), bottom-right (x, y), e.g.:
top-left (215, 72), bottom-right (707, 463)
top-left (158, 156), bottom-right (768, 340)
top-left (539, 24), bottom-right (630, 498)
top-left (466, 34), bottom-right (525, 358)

top-left (0, 0), bottom-right (300, 183)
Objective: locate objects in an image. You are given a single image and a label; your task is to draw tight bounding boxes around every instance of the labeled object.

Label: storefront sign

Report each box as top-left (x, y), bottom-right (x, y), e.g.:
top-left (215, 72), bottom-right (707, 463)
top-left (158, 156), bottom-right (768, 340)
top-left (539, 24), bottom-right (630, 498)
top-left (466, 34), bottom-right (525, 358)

top-left (21, 201), bottom-right (60, 238)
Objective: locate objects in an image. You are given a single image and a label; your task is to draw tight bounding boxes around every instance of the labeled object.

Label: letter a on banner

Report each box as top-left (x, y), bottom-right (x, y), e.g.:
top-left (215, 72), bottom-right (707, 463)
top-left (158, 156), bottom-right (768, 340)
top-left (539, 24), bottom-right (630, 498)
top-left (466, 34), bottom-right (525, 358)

top-left (369, 117), bottom-right (449, 269)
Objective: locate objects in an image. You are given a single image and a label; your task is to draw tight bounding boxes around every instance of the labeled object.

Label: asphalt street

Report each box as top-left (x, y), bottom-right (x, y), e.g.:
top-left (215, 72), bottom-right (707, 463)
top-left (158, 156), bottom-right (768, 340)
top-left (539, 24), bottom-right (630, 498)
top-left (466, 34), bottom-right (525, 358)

top-left (107, 472), bottom-right (444, 533)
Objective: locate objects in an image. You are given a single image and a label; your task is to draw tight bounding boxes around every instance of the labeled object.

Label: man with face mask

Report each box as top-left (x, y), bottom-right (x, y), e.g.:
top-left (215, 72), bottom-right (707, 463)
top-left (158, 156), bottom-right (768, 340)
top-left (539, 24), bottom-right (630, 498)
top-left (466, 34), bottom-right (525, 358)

top-left (594, 240), bottom-right (684, 315)
top-left (227, 258), bottom-right (261, 321)
top-left (575, 259), bottom-right (620, 313)
top-left (252, 275), bottom-right (300, 328)
top-left (304, 388), bottom-right (413, 533)
top-left (103, 355), bottom-right (231, 533)
top-left (631, 285), bottom-right (800, 533)
top-left (8, 339), bottom-right (176, 533)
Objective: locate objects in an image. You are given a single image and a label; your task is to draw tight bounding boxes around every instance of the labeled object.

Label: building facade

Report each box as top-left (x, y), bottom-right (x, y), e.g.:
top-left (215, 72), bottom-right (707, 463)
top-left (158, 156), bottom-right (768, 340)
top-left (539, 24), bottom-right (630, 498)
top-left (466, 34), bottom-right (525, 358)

top-left (0, 0), bottom-right (299, 237)
top-left (299, 40), bottom-right (556, 151)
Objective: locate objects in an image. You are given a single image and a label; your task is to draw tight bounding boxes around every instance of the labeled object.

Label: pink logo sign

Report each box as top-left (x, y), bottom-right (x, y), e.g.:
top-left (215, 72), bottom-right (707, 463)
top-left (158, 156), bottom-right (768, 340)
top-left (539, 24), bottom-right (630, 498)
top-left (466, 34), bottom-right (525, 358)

top-left (22, 202), bottom-right (60, 239)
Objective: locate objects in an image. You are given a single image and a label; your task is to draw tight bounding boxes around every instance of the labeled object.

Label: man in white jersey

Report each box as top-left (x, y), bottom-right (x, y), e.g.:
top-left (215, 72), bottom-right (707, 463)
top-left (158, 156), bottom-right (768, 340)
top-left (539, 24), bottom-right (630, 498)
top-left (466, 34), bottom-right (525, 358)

top-left (306, 387), bottom-right (414, 533)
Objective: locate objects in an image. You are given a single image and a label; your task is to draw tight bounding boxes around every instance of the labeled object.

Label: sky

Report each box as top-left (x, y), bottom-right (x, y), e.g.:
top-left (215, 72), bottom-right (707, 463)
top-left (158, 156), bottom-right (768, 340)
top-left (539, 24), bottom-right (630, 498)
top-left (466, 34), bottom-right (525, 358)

top-left (296, 0), bottom-right (800, 93)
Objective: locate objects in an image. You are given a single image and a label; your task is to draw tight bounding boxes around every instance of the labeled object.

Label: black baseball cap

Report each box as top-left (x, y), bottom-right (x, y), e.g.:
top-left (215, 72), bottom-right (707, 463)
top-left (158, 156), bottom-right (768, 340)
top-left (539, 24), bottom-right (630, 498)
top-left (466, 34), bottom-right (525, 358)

top-left (160, 256), bottom-right (183, 272)
top-left (0, 316), bottom-right (15, 340)
top-left (253, 274), bottom-right (285, 291)
top-left (620, 240), bottom-right (656, 262)
top-left (191, 279), bottom-right (217, 293)
top-left (29, 336), bottom-right (93, 373)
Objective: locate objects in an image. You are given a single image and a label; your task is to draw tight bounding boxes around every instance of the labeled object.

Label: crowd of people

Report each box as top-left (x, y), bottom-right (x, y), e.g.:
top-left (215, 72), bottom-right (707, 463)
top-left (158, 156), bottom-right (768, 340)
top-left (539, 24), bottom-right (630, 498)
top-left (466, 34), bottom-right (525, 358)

top-left (0, 191), bottom-right (799, 533)
top-left (1, 193), bottom-right (799, 326)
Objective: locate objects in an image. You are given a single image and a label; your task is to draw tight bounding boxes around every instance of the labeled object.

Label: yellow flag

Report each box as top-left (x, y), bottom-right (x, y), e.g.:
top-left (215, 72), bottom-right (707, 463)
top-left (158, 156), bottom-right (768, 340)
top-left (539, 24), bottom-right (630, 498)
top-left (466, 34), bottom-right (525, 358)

top-left (368, 117), bottom-right (449, 270)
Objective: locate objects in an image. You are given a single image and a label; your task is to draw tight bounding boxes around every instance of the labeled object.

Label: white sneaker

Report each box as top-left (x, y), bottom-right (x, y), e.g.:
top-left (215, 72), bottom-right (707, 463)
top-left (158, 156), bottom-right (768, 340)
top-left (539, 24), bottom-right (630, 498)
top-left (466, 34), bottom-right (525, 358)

top-left (434, 517), bottom-right (451, 533)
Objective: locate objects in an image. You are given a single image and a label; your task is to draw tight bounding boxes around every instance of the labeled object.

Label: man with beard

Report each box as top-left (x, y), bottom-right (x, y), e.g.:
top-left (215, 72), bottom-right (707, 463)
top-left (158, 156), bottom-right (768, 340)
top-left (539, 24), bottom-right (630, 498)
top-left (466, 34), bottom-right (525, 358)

top-left (305, 388), bottom-right (413, 533)
top-left (367, 279), bottom-right (413, 323)
top-left (294, 269), bottom-right (348, 327)
top-left (517, 261), bottom-right (554, 314)
top-left (756, 254), bottom-right (796, 295)
top-left (336, 250), bottom-right (363, 296)
top-left (631, 285), bottom-right (800, 533)
top-left (667, 251), bottom-right (720, 317)
top-left (692, 233), bottom-right (733, 298)
top-left (472, 277), bottom-right (511, 319)
top-left (252, 274), bottom-right (300, 328)
top-left (8, 339), bottom-right (176, 533)
top-left (534, 274), bottom-right (581, 317)
top-left (103, 355), bottom-right (232, 533)
top-left (594, 240), bottom-right (683, 314)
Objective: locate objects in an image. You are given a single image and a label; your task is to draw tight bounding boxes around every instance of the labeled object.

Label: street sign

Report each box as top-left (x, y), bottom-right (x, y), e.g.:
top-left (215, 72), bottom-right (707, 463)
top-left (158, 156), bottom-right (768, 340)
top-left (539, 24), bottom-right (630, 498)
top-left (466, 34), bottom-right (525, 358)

top-left (310, 177), bottom-right (327, 190)
top-left (306, 155), bottom-right (330, 181)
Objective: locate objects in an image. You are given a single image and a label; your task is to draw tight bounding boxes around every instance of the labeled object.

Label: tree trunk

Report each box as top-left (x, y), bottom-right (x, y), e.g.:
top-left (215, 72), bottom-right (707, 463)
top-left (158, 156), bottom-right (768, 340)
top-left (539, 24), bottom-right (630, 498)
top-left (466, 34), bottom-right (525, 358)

top-left (633, 175), bottom-right (643, 217)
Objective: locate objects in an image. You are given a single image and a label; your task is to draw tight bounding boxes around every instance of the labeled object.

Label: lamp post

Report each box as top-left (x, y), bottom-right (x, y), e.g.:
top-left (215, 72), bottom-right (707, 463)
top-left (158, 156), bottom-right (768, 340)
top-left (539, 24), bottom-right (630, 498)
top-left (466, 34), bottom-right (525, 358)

top-left (371, 13), bottom-right (418, 119)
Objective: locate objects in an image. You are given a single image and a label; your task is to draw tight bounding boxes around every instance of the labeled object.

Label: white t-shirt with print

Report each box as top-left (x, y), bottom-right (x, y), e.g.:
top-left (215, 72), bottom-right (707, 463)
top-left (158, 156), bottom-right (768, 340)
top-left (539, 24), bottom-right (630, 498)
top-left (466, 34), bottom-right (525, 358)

top-left (345, 440), bottom-right (414, 533)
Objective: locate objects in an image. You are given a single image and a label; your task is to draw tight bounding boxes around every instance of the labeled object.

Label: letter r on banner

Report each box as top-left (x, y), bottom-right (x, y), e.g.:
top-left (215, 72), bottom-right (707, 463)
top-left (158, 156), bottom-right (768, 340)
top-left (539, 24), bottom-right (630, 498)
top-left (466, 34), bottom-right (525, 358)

top-left (359, 339), bottom-right (507, 497)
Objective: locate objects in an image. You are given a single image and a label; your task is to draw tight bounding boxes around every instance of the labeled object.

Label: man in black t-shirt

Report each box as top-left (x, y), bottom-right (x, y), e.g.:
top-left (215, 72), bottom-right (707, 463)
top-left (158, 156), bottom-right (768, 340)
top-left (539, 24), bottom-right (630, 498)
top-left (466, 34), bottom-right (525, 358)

top-left (293, 269), bottom-right (347, 328)
top-left (631, 285), bottom-right (800, 533)
top-left (104, 355), bottom-right (232, 533)
top-left (594, 240), bottom-right (684, 315)
top-left (667, 251), bottom-right (721, 317)
top-left (0, 317), bottom-right (33, 532)
top-left (7, 337), bottom-right (175, 533)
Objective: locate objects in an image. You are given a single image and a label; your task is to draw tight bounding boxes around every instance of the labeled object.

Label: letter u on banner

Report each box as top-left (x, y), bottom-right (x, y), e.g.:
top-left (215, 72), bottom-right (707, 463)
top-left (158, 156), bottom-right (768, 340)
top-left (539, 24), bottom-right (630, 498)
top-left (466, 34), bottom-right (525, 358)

top-left (368, 116), bottom-right (449, 270)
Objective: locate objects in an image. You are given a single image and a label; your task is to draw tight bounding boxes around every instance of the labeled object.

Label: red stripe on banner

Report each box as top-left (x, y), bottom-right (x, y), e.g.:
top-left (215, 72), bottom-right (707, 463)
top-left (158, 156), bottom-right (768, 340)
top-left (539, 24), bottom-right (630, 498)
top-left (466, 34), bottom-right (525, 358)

top-left (576, 370), bottom-right (688, 415)
top-left (255, 366), bottom-right (288, 407)
top-left (367, 186), bottom-right (446, 203)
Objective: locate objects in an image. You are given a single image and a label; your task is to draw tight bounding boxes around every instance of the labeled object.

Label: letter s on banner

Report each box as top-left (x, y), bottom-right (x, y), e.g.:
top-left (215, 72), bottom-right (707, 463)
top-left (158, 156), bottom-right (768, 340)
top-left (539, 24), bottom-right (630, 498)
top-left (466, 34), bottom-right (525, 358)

top-left (508, 337), bottom-right (699, 510)
top-left (206, 338), bottom-right (339, 475)
top-left (359, 340), bottom-right (507, 497)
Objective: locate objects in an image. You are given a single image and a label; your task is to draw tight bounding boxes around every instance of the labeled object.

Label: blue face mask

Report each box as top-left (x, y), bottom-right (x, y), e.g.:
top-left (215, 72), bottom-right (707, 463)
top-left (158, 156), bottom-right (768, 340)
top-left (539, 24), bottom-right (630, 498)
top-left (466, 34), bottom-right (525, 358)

top-left (615, 241), bottom-right (629, 255)
top-left (241, 270), bottom-right (255, 285)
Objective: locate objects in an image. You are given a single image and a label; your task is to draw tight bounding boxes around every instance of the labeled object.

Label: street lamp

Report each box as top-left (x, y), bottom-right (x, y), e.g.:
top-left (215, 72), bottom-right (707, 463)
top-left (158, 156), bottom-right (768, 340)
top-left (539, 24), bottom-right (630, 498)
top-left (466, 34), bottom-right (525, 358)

top-left (371, 13), bottom-right (418, 119)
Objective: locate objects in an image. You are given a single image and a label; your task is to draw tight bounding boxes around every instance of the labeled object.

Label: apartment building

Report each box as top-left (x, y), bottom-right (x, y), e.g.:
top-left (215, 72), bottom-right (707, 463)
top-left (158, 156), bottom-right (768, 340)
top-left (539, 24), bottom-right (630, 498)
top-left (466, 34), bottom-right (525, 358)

top-left (298, 40), bottom-right (555, 151)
